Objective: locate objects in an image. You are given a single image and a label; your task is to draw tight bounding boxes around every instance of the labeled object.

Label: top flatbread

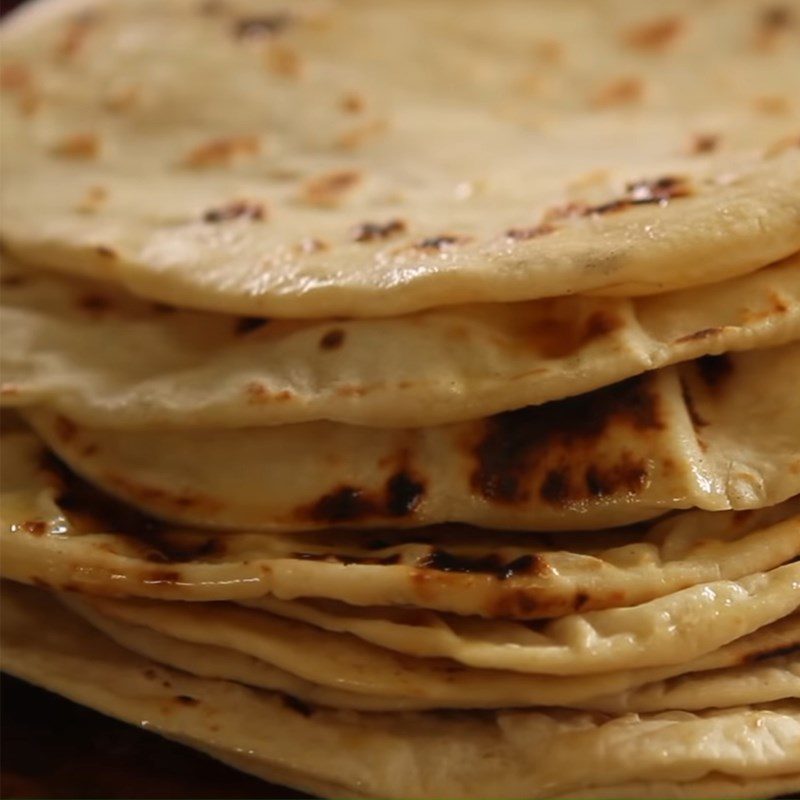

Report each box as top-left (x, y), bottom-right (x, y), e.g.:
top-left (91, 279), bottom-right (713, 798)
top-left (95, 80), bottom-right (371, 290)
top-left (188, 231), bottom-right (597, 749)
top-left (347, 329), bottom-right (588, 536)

top-left (2, 255), bottom-right (799, 428)
top-left (2, 0), bottom-right (800, 317)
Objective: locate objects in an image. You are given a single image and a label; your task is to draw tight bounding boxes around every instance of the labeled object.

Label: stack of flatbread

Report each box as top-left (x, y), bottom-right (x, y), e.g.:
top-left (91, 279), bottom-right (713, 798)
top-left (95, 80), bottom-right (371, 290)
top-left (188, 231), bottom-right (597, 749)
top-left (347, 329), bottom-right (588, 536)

top-left (1, 1), bottom-right (799, 797)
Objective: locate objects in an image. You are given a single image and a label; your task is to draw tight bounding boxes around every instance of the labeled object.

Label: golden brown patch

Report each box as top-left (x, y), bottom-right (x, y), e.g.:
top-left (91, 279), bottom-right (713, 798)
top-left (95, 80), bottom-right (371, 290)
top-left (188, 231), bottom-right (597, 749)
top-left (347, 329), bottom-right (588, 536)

top-left (1, 62), bottom-right (32, 91)
top-left (77, 292), bottom-right (114, 315)
top-left (340, 91), bottom-right (366, 114)
top-left (534, 39), bottom-right (564, 64)
top-left (764, 134), bottom-right (800, 158)
top-left (589, 77), bottom-right (644, 108)
top-left (753, 95), bottom-right (791, 115)
top-left (300, 170), bottom-right (361, 207)
top-left (527, 309), bottom-right (622, 359)
top-left (687, 133), bottom-right (720, 155)
top-left (264, 44), bottom-right (303, 78)
top-left (181, 135), bottom-right (260, 168)
top-left (54, 415), bottom-right (78, 444)
top-left (95, 245), bottom-right (117, 259)
top-left (0, 61), bottom-right (40, 115)
top-left (675, 326), bottom-right (723, 344)
top-left (622, 16), bottom-right (684, 51)
top-left (52, 132), bottom-right (101, 160)
top-left (103, 85), bottom-right (141, 113)
top-left (753, 5), bottom-right (795, 50)
top-left (75, 185), bottom-right (108, 214)
top-left (335, 118), bottom-right (387, 150)
top-left (55, 12), bottom-right (98, 62)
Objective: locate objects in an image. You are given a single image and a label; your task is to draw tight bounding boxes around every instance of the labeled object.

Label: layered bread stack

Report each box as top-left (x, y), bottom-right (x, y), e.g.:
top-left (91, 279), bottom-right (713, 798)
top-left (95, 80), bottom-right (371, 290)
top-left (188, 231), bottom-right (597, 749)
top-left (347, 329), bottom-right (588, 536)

top-left (1, 1), bottom-right (799, 797)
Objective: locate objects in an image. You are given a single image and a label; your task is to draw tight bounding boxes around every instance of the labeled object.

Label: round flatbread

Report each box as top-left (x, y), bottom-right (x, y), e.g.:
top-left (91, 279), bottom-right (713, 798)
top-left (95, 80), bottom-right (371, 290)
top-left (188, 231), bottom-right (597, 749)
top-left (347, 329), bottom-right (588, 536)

top-left (2, 0), bottom-right (800, 317)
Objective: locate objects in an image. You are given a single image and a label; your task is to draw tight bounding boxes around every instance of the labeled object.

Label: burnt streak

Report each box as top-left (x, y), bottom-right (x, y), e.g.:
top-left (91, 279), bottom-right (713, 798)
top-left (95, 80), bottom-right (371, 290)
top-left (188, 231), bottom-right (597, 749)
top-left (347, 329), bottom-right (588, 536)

top-left (37, 451), bottom-right (222, 562)
top-left (302, 470), bottom-right (426, 524)
top-left (695, 353), bottom-right (734, 392)
top-left (234, 316), bottom-right (271, 335)
top-left (385, 472), bottom-right (425, 516)
top-left (472, 375), bottom-right (660, 505)
top-left (417, 550), bottom-right (542, 580)
top-left (292, 551), bottom-right (401, 566)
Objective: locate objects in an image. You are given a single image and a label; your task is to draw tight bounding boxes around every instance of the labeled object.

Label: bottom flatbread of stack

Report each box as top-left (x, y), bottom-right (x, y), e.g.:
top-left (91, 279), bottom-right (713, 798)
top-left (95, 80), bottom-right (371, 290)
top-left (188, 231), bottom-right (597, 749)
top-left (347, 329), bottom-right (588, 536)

top-left (3, 582), bottom-right (799, 800)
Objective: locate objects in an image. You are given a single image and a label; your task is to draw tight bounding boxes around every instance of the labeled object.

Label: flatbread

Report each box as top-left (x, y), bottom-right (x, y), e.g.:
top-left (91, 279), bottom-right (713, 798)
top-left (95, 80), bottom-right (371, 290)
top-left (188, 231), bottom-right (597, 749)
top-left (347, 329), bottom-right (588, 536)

top-left (23, 342), bottom-right (800, 530)
top-left (3, 583), bottom-right (799, 800)
top-left (68, 561), bottom-right (800, 675)
top-left (2, 0), bottom-right (800, 317)
top-left (4, 428), bottom-right (799, 617)
top-left (247, 561), bottom-right (799, 672)
top-left (66, 592), bottom-right (800, 712)
top-left (2, 255), bottom-right (799, 428)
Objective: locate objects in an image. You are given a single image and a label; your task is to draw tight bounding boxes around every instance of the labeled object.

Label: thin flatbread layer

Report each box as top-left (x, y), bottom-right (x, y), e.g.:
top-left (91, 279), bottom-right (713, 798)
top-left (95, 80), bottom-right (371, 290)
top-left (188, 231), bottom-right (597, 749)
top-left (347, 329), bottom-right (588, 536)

top-left (2, 582), bottom-right (799, 800)
top-left (3, 428), bottom-right (799, 616)
top-left (2, 0), bottom-right (800, 317)
top-left (2, 256), bottom-right (799, 428)
top-left (65, 592), bottom-right (800, 712)
top-left (64, 561), bottom-right (800, 675)
top-left (23, 342), bottom-right (800, 531)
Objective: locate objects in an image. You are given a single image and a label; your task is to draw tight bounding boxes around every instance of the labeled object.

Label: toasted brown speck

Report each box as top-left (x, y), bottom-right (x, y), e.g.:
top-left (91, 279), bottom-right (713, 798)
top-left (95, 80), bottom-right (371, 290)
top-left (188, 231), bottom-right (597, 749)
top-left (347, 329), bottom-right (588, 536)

top-left (341, 91), bottom-right (366, 114)
top-left (95, 245), bottom-right (116, 259)
top-left (234, 14), bottom-right (293, 38)
top-left (235, 316), bottom-right (271, 335)
top-left (52, 132), bottom-right (100, 159)
top-left (687, 133), bottom-right (719, 155)
top-left (78, 293), bottom-right (113, 314)
top-left (22, 520), bottom-right (47, 536)
top-left (281, 694), bottom-right (314, 717)
top-left (175, 695), bottom-right (200, 706)
top-left (0, 274), bottom-right (27, 288)
top-left (265, 44), bottom-right (303, 78)
top-left (753, 95), bottom-right (790, 115)
top-left (75, 185), bottom-right (108, 214)
top-left (351, 219), bottom-right (406, 242)
top-left (203, 199), bottom-right (266, 223)
top-left (55, 415), bottom-right (78, 443)
top-left (103, 85), bottom-right (141, 113)
top-left (622, 16), bottom-right (684, 51)
top-left (505, 223), bottom-right (556, 241)
top-left (415, 235), bottom-right (469, 250)
top-left (182, 136), bottom-right (260, 168)
top-left (300, 170), bottom-right (361, 207)
top-left (590, 76), bottom-right (644, 108)
top-left (336, 118), bottom-right (387, 150)
top-left (56, 12), bottom-right (98, 61)
top-left (319, 328), bottom-right (346, 350)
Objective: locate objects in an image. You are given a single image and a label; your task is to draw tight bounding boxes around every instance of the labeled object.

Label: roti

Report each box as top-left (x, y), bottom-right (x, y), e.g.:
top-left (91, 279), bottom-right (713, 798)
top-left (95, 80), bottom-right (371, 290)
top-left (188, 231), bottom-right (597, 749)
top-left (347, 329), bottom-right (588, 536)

top-left (23, 342), bottom-right (800, 531)
top-left (2, 254), bottom-right (799, 428)
top-left (3, 427), bottom-right (799, 616)
top-left (2, 0), bottom-right (800, 318)
top-left (3, 582), bottom-right (799, 800)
